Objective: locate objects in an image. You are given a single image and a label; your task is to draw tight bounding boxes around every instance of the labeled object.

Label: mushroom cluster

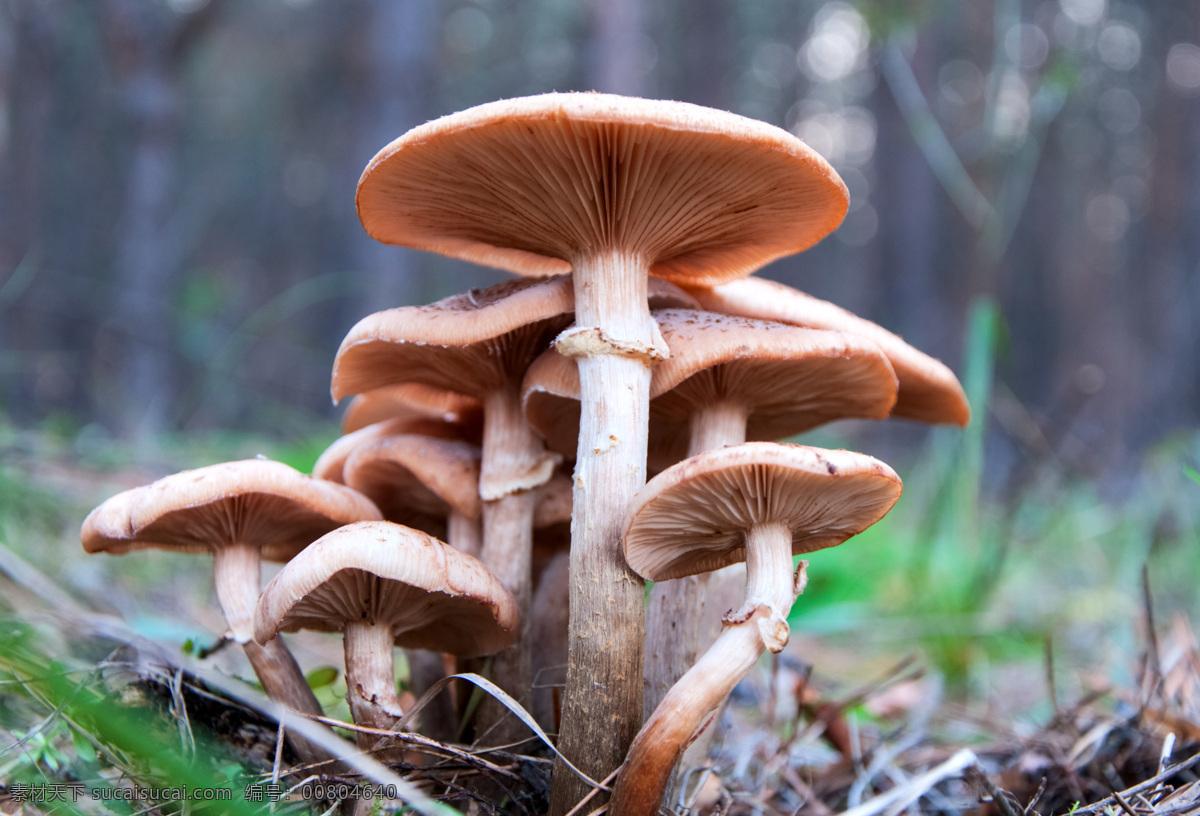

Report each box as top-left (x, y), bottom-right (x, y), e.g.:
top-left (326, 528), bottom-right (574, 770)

top-left (80, 92), bottom-right (967, 812)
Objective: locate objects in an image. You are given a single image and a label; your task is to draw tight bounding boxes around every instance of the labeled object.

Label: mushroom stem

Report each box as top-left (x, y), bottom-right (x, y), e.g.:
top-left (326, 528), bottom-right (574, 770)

top-left (610, 522), bottom-right (799, 816)
top-left (447, 511), bottom-right (482, 558)
top-left (481, 385), bottom-right (559, 501)
top-left (343, 620), bottom-right (404, 753)
top-left (477, 488), bottom-right (536, 742)
top-left (212, 540), bottom-right (262, 644)
top-left (551, 250), bottom-right (658, 811)
top-left (216, 542), bottom-right (332, 767)
top-left (688, 400), bottom-right (749, 454)
top-left (645, 400), bottom-right (749, 722)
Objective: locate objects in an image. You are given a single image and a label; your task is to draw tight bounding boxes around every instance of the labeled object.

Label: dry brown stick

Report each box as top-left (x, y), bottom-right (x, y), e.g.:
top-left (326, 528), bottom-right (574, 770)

top-left (1070, 751), bottom-right (1200, 815)
top-left (1110, 788), bottom-right (1140, 816)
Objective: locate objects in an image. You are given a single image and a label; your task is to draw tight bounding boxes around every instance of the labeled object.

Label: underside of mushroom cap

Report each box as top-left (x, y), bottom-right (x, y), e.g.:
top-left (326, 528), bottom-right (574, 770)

top-left (343, 435), bottom-right (482, 523)
top-left (81, 459), bottom-right (383, 561)
top-left (622, 443), bottom-right (902, 582)
top-left (255, 521), bottom-right (518, 658)
top-left (356, 93), bottom-right (848, 287)
top-left (332, 276), bottom-right (577, 404)
top-left (340, 382), bottom-right (483, 436)
top-left (686, 277), bottom-right (970, 426)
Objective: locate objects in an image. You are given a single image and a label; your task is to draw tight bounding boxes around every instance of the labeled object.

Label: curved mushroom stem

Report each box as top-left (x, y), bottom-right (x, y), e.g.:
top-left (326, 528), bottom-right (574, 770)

top-left (344, 620), bottom-right (404, 755)
top-left (551, 250), bottom-right (660, 814)
top-left (609, 522), bottom-right (802, 816)
top-left (214, 542), bottom-right (331, 767)
top-left (645, 398), bottom-right (750, 775)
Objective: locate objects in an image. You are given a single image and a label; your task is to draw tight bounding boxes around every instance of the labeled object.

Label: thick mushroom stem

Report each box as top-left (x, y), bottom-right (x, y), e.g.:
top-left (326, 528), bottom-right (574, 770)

top-left (550, 250), bottom-right (661, 812)
top-left (610, 522), bottom-right (800, 816)
top-left (687, 400), bottom-right (749, 455)
top-left (343, 620), bottom-right (405, 752)
top-left (212, 541), bottom-right (262, 644)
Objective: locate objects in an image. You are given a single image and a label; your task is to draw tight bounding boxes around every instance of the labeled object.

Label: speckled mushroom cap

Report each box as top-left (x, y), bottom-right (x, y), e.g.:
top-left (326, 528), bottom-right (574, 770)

top-left (81, 459), bottom-right (383, 561)
top-left (522, 310), bottom-right (901, 466)
top-left (356, 93), bottom-right (848, 286)
top-left (342, 435), bottom-right (482, 524)
top-left (341, 382), bottom-right (482, 436)
top-left (622, 443), bottom-right (902, 581)
top-left (331, 275), bottom-right (699, 403)
top-left (686, 277), bottom-right (970, 426)
top-left (254, 521), bottom-right (518, 658)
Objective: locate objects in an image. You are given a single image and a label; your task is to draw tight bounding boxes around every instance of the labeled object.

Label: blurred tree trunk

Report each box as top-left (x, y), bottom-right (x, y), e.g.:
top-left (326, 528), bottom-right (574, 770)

top-left (353, 0), bottom-right (437, 312)
top-left (588, 0), bottom-right (648, 96)
top-left (98, 0), bottom-right (222, 440)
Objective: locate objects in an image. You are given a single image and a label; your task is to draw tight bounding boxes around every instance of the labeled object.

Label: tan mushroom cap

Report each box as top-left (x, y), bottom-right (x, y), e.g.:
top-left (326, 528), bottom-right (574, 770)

top-left (342, 435), bottom-right (482, 525)
top-left (356, 92), bottom-right (848, 287)
top-left (313, 416), bottom-right (479, 485)
top-left (686, 277), bottom-right (970, 426)
top-left (81, 459), bottom-right (382, 561)
top-left (341, 382), bottom-right (482, 436)
top-left (623, 443), bottom-right (902, 582)
top-left (332, 275), bottom-right (699, 404)
top-left (522, 310), bottom-right (900, 464)
top-left (255, 521), bottom-right (518, 658)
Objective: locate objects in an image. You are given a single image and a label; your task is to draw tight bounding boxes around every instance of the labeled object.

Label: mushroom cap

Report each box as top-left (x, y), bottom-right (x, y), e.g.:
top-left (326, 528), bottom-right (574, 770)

top-left (81, 459), bottom-right (383, 561)
top-left (356, 92), bottom-right (847, 287)
top-left (341, 382), bottom-right (483, 436)
top-left (623, 443), bottom-right (902, 581)
top-left (342, 435), bottom-right (482, 525)
top-left (686, 277), bottom-right (970, 426)
top-left (332, 276), bottom-right (575, 404)
top-left (254, 521), bottom-right (518, 658)
top-left (313, 416), bottom-right (479, 484)
top-left (522, 310), bottom-right (900, 466)
top-left (332, 274), bottom-right (700, 404)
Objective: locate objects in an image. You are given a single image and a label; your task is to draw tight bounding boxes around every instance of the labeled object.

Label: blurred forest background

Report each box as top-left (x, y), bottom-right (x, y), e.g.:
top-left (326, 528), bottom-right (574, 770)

top-left (1, 0), bottom-right (1198, 492)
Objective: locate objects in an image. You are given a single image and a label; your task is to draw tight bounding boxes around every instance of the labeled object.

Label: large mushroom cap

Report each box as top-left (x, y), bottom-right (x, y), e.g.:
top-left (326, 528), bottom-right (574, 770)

top-left (686, 277), bottom-right (970, 425)
top-left (356, 93), bottom-right (848, 287)
top-left (81, 459), bottom-right (382, 561)
top-left (255, 521), bottom-right (518, 658)
top-left (623, 443), bottom-right (902, 582)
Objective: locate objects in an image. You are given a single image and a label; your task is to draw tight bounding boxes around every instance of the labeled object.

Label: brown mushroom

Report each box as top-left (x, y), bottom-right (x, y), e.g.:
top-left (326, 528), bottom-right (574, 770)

top-left (354, 92), bottom-right (847, 801)
top-left (342, 435), bottom-right (483, 556)
top-left (609, 444), bottom-right (902, 815)
top-left (685, 276), bottom-right (970, 425)
top-left (254, 521), bottom-right (518, 758)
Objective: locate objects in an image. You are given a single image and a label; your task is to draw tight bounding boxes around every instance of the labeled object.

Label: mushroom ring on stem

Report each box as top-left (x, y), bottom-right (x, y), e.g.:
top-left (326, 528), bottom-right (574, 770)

top-left (254, 521), bottom-right (518, 756)
top-left (608, 443), bottom-right (903, 816)
top-left (354, 92), bottom-right (848, 809)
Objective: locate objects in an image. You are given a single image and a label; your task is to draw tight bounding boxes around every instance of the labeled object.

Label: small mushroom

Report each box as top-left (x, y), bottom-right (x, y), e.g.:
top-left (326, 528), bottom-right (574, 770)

top-left (608, 443), bottom-right (902, 815)
top-left (254, 521), bottom-right (518, 757)
top-left (81, 459), bottom-right (382, 764)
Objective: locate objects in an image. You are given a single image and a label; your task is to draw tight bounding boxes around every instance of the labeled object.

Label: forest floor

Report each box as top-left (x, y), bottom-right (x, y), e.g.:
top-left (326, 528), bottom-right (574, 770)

top-left (1, 422), bottom-right (1199, 815)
